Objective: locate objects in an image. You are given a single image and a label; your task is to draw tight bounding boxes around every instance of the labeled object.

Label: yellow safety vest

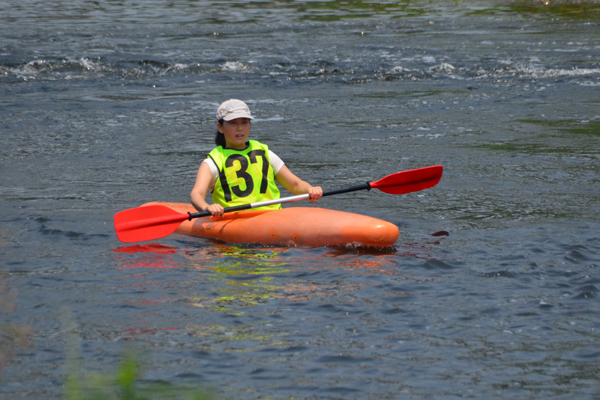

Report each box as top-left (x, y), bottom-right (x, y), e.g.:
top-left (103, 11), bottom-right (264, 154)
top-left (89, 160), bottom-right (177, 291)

top-left (208, 140), bottom-right (282, 210)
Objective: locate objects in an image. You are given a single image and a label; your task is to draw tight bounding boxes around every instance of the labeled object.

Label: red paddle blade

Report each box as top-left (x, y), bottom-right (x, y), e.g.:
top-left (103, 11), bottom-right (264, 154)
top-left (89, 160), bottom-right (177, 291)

top-left (370, 165), bottom-right (443, 194)
top-left (114, 205), bottom-right (189, 243)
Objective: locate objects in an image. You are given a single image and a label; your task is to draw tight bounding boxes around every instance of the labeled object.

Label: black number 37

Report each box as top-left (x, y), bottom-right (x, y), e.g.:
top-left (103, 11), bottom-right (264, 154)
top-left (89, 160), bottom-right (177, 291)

top-left (219, 150), bottom-right (270, 202)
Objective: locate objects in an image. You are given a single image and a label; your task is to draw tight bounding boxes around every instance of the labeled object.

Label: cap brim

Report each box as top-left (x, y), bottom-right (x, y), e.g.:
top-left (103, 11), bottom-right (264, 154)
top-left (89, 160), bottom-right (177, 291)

top-left (222, 111), bottom-right (254, 121)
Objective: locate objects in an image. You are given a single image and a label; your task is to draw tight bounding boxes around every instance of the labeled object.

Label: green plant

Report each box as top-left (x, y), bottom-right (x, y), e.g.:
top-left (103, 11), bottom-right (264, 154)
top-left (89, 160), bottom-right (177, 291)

top-left (65, 352), bottom-right (213, 400)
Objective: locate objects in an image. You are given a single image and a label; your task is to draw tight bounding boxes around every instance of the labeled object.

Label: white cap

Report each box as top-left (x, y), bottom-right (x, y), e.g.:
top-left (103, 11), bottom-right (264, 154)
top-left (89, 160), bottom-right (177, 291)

top-left (216, 99), bottom-right (254, 121)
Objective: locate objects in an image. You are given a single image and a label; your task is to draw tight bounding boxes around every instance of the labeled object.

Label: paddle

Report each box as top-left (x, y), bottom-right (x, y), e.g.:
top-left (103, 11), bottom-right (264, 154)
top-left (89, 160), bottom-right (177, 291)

top-left (114, 165), bottom-right (443, 243)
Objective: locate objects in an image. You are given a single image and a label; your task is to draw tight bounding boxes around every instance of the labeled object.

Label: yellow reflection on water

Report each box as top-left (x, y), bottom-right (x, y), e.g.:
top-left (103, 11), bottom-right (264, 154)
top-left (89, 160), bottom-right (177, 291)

top-left (186, 245), bottom-right (292, 313)
top-left (181, 242), bottom-right (426, 322)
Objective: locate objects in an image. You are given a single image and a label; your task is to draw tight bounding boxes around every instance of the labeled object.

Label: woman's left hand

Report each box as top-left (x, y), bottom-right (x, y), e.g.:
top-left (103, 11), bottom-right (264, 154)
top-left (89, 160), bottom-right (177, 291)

top-left (308, 186), bottom-right (323, 202)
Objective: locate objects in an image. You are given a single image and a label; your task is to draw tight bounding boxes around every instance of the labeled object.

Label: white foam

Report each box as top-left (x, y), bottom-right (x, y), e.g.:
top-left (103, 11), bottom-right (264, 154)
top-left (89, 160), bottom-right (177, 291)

top-left (222, 61), bottom-right (248, 72)
top-left (431, 63), bottom-right (455, 73)
top-left (390, 66), bottom-right (410, 73)
top-left (79, 57), bottom-right (97, 71)
top-left (254, 116), bottom-right (285, 122)
top-left (162, 63), bottom-right (189, 74)
top-left (518, 66), bottom-right (600, 79)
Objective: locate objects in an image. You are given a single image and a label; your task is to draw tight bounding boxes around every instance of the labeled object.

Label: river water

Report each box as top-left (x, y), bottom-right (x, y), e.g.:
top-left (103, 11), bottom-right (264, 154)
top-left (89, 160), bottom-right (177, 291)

top-left (1, 1), bottom-right (600, 399)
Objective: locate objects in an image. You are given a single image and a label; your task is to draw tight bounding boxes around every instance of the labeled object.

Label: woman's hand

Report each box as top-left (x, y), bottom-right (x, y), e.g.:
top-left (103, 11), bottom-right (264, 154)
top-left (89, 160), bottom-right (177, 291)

top-left (205, 203), bottom-right (225, 217)
top-left (307, 186), bottom-right (323, 202)
top-left (191, 162), bottom-right (225, 217)
top-left (275, 166), bottom-right (323, 202)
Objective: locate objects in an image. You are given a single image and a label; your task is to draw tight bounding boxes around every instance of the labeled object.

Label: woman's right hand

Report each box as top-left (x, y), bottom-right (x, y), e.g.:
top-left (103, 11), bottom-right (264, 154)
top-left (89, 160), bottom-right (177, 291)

top-left (191, 163), bottom-right (226, 217)
top-left (205, 203), bottom-right (225, 217)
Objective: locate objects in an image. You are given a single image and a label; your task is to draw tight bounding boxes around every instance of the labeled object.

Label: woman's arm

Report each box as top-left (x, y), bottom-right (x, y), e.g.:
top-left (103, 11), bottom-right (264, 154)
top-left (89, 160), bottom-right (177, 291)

top-left (190, 162), bottom-right (225, 216)
top-left (275, 165), bottom-right (323, 201)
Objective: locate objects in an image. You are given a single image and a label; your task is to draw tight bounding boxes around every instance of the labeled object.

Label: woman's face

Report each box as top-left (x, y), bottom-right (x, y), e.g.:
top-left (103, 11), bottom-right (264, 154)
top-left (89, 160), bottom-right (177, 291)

top-left (218, 118), bottom-right (251, 150)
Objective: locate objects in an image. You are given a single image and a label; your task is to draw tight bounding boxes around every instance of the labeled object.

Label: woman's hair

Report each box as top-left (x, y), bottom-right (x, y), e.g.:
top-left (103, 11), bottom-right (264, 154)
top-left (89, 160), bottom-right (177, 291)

top-left (215, 119), bottom-right (226, 147)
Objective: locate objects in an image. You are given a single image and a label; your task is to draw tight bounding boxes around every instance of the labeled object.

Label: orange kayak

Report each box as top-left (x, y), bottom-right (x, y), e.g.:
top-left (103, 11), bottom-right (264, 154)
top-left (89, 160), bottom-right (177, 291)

top-left (143, 202), bottom-right (399, 247)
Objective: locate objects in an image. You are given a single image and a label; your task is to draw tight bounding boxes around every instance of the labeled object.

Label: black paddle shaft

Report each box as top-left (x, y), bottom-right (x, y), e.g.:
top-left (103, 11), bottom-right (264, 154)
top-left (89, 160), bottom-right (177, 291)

top-left (323, 182), bottom-right (371, 197)
top-left (187, 182), bottom-right (371, 220)
top-left (188, 202), bottom-right (256, 220)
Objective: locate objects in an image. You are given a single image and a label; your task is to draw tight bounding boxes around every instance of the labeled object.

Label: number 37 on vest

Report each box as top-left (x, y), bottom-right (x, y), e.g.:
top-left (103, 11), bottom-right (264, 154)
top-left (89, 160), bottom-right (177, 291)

top-left (208, 140), bottom-right (282, 211)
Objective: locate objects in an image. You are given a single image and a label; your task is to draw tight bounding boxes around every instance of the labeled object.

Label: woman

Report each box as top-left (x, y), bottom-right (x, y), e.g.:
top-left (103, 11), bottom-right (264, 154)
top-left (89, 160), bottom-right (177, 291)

top-left (191, 99), bottom-right (322, 217)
